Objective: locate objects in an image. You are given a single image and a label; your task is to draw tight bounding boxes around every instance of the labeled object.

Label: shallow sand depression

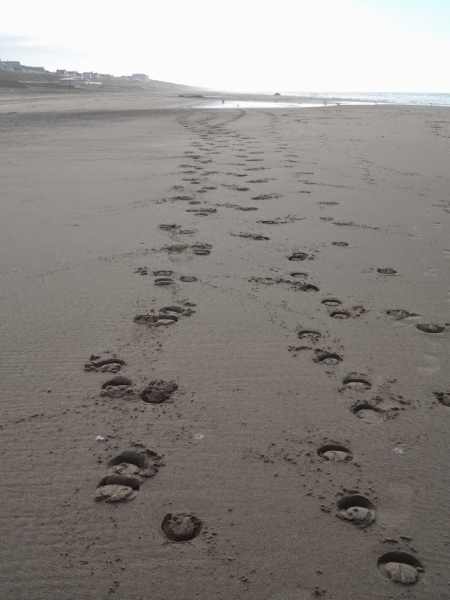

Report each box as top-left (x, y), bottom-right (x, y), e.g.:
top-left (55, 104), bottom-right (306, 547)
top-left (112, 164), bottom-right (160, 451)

top-left (0, 89), bottom-right (449, 600)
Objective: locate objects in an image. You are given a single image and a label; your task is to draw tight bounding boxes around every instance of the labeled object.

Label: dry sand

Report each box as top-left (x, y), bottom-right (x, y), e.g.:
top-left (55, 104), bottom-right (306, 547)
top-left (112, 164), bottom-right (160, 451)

top-left (0, 88), bottom-right (449, 600)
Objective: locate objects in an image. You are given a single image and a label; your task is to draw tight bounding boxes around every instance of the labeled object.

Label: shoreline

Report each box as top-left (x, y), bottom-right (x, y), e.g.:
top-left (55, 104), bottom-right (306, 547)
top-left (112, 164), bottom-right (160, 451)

top-left (2, 87), bottom-right (449, 119)
top-left (0, 89), bottom-right (447, 118)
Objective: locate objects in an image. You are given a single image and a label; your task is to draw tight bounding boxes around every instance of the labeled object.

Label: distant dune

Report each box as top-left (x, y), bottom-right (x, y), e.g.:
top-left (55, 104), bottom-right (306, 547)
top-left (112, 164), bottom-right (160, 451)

top-left (143, 78), bottom-right (205, 92)
top-left (0, 69), bottom-right (205, 94)
top-left (0, 70), bottom-right (58, 87)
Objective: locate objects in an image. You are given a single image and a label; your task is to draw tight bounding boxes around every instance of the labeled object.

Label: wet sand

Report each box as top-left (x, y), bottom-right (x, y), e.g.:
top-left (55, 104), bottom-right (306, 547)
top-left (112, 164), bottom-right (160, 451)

top-left (1, 90), bottom-right (449, 600)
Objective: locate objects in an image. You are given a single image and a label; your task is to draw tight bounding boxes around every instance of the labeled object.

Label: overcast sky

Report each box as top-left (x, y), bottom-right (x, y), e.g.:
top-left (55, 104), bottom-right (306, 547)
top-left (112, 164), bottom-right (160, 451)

top-left (1, 0), bottom-right (449, 92)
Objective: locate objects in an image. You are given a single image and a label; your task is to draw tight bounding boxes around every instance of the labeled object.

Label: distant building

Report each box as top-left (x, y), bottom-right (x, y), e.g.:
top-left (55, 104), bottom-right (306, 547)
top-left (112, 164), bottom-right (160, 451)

top-left (22, 66), bottom-right (46, 73)
top-left (132, 73), bottom-right (149, 82)
top-left (82, 72), bottom-right (100, 80)
top-left (1, 60), bottom-right (146, 81)
top-left (0, 60), bottom-right (23, 72)
top-left (0, 60), bottom-right (48, 74)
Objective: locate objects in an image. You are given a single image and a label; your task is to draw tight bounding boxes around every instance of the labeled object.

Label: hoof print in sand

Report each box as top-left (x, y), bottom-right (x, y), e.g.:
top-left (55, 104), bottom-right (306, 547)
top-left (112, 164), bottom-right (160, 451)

top-left (191, 243), bottom-right (212, 256)
top-left (251, 193), bottom-right (280, 200)
top-left (298, 330), bottom-right (322, 342)
top-left (134, 314), bottom-right (164, 326)
top-left (167, 244), bottom-right (189, 253)
top-left (85, 356), bottom-right (126, 373)
top-left (186, 207), bottom-right (217, 215)
top-left (298, 283), bottom-right (319, 292)
top-left (135, 267), bottom-right (149, 275)
top-left (180, 276), bottom-right (198, 283)
top-left (161, 512), bottom-right (203, 542)
top-left (290, 272), bottom-right (308, 278)
top-left (386, 309), bottom-right (414, 320)
top-left (434, 391), bottom-right (450, 407)
top-left (416, 323), bottom-right (445, 334)
top-left (288, 252), bottom-right (309, 261)
top-left (332, 242), bottom-right (349, 247)
top-left (377, 268), bottom-right (397, 275)
top-left (343, 373), bottom-right (372, 391)
top-left (101, 376), bottom-right (133, 398)
top-left (330, 310), bottom-right (350, 319)
top-left (171, 194), bottom-right (195, 200)
top-left (321, 298), bottom-right (342, 307)
top-left (135, 305), bottom-right (194, 327)
top-left (314, 350), bottom-right (343, 365)
top-left (318, 444), bottom-right (353, 462)
top-left (160, 305), bottom-right (194, 318)
top-left (351, 403), bottom-right (384, 424)
top-left (159, 224), bottom-right (181, 231)
top-left (154, 277), bottom-right (175, 286)
top-left (95, 485), bottom-right (138, 503)
top-left (235, 233), bottom-right (270, 241)
top-left (154, 270), bottom-right (174, 277)
top-left (141, 380), bottom-right (178, 404)
top-left (337, 495), bottom-right (376, 527)
top-left (378, 552), bottom-right (424, 585)
top-left (322, 299), bottom-right (360, 319)
top-left (95, 448), bottom-right (162, 503)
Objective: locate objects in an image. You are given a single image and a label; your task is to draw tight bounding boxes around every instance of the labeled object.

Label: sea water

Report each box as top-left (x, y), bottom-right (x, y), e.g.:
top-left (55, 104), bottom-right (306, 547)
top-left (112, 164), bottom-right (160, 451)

top-left (199, 100), bottom-right (376, 109)
top-left (290, 92), bottom-right (450, 107)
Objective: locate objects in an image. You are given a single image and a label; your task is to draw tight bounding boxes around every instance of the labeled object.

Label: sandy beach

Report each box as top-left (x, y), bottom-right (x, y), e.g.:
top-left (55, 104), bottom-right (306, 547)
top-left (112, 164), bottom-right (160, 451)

top-left (0, 89), bottom-right (449, 599)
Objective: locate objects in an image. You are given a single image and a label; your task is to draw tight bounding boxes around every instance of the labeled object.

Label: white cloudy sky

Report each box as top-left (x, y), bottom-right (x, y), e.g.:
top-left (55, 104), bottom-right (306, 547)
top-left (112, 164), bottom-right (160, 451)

top-left (1, 0), bottom-right (449, 92)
